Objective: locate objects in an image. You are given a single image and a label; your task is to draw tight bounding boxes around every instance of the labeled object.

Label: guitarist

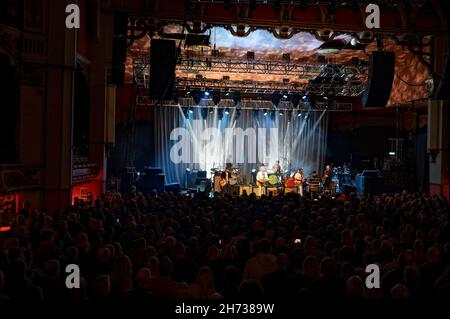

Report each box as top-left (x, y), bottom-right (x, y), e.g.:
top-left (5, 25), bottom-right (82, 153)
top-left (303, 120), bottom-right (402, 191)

top-left (323, 165), bottom-right (332, 191)
top-left (220, 171), bottom-right (230, 194)
top-left (256, 165), bottom-right (268, 195)
top-left (294, 168), bottom-right (305, 196)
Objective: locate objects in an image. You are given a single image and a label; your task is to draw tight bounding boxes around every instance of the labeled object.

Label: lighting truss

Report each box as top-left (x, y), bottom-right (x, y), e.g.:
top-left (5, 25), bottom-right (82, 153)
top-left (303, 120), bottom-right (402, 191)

top-left (176, 58), bottom-right (366, 78)
top-left (136, 96), bottom-right (353, 111)
top-left (132, 54), bottom-right (367, 96)
top-left (175, 77), bottom-right (366, 96)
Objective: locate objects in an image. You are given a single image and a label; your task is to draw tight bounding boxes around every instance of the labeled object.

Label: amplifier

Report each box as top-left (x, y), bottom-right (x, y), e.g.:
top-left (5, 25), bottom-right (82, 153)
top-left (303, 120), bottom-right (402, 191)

top-left (266, 187), bottom-right (280, 196)
top-left (253, 186), bottom-right (265, 197)
top-left (239, 185), bottom-right (253, 196)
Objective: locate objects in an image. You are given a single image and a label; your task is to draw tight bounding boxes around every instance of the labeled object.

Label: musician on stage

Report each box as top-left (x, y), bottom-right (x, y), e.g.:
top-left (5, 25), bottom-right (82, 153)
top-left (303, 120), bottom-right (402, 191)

top-left (323, 165), bottom-right (332, 191)
top-left (225, 162), bottom-right (233, 179)
top-left (256, 164), bottom-right (268, 187)
top-left (219, 163), bottom-right (234, 194)
top-left (294, 168), bottom-right (304, 196)
top-left (272, 160), bottom-right (282, 175)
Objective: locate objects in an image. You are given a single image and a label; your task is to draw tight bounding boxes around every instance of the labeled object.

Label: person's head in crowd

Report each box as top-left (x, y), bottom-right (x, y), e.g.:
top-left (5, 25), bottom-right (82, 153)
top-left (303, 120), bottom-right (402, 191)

top-left (239, 279), bottom-right (264, 299)
top-left (93, 275), bottom-right (112, 298)
top-left (0, 190), bottom-right (448, 302)
top-left (135, 268), bottom-right (152, 290)
top-left (390, 283), bottom-right (410, 300)
top-left (159, 256), bottom-right (173, 278)
top-left (346, 275), bottom-right (365, 298)
top-left (276, 253), bottom-right (289, 270)
top-left (303, 255), bottom-right (320, 279)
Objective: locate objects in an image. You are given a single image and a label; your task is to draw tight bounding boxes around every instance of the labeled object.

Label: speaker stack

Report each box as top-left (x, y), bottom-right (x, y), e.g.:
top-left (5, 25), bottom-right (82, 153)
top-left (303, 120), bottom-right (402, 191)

top-left (362, 51), bottom-right (396, 108)
top-left (150, 39), bottom-right (177, 100)
top-left (138, 167), bottom-right (165, 193)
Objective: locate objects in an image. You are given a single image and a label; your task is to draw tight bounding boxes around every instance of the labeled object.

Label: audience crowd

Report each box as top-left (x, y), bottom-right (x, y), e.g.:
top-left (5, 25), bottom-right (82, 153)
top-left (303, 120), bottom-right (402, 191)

top-left (0, 190), bottom-right (449, 302)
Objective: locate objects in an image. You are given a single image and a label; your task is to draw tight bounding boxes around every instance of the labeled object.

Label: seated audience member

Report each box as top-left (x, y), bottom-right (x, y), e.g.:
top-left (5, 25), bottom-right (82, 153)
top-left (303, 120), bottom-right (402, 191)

top-left (187, 267), bottom-right (222, 299)
top-left (242, 239), bottom-right (276, 281)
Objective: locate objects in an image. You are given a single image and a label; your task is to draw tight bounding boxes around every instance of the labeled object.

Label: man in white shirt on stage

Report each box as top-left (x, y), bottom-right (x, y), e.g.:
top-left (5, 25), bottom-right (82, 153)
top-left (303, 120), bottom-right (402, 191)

top-left (256, 164), bottom-right (268, 188)
top-left (294, 168), bottom-right (304, 196)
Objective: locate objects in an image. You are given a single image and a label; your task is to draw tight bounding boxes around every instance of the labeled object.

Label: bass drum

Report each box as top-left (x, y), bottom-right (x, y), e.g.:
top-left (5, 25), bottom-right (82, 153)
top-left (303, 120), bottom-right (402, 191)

top-left (268, 173), bottom-right (279, 185)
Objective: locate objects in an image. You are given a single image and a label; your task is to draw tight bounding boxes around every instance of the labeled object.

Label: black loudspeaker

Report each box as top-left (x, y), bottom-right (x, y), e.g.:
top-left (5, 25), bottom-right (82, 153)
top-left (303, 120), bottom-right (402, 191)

top-left (362, 51), bottom-right (395, 107)
top-left (150, 39), bottom-right (176, 100)
top-left (434, 48), bottom-right (449, 99)
top-left (111, 12), bottom-right (128, 85)
top-left (165, 183), bottom-right (181, 193)
top-left (113, 11), bottom-right (128, 35)
top-left (138, 173), bottom-right (165, 193)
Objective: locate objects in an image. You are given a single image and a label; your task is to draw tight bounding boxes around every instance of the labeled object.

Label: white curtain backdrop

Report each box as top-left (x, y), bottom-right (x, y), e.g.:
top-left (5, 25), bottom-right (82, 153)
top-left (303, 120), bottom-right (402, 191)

top-left (153, 104), bottom-right (328, 185)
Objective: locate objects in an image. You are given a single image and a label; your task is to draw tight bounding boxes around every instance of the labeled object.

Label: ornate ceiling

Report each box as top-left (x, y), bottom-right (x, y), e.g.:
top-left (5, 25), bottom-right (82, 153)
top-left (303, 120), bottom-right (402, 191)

top-left (114, 0), bottom-right (446, 106)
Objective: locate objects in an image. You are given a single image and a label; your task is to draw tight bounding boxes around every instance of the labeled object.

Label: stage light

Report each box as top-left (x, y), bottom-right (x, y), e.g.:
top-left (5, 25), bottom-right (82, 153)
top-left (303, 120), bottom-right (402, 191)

top-left (297, 112), bottom-right (302, 117)
top-left (299, 0), bottom-right (307, 11)
top-left (283, 94), bottom-right (288, 99)
top-left (204, 91), bottom-right (210, 97)
top-left (209, 107), bottom-right (214, 114)
top-left (201, 107), bottom-right (208, 119)
top-left (186, 168), bottom-right (191, 173)
top-left (327, 0), bottom-right (336, 15)
top-left (272, 93), bottom-right (281, 108)
top-left (279, 111), bottom-right (284, 116)
top-left (263, 110), bottom-right (268, 116)
top-left (186, 90), bottom-right (191, 95)
top-left (323, 96), bottom-right (328, 100)
top-left (212, 92), bottom-right (221, 105)
top-left (188, 108), bottom-right (194, 114)
top-left (192, 91), bottom-right (201, 105)
top-left (235, 108), bottom-right (241, 119)
top-left (0, 226), bottom-right (11, 232)
top-left (302, 95), bottom-right (307, 100)
top-left (389, 151), bottom-right (396, 156)
top-left (251, 168), bottom-right (257, 173)
top-left (224, 108), bottom-right (230, 115)
top-left (233, 91), bottom-right (241, 106)
top-left (270, 110), bottom-right (276, 121)
top-left (292, 94), bottom-right (300, 108)
top-left (273, 0), bottom-right (280, 12)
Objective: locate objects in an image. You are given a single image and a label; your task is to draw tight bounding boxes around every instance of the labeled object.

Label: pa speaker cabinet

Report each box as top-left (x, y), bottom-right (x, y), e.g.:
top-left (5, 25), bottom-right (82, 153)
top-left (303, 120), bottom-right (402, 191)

top-left (150, 39), bottom-right (176, 100)
top-left (362, 51), bottom-right (395, 107)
